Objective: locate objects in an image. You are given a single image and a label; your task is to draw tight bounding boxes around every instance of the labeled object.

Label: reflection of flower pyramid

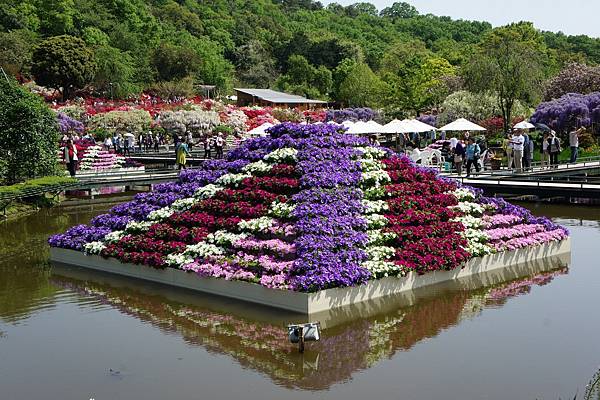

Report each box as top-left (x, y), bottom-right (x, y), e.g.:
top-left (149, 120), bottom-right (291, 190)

top-left (49, 123), bottom-right (568, 292)
top-left (50, 267), bottom-right (567, 391)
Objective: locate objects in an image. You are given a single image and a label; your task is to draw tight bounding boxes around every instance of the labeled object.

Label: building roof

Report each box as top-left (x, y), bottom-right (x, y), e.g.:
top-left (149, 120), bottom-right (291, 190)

top-left (234, 88), bottom-right (326, 104)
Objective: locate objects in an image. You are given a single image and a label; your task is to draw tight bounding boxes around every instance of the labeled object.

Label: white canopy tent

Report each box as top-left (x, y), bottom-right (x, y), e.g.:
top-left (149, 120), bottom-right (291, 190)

top-left (439, 118), bottom-right (486, 132)
top-left (365, 120), bottom-right (384, 133)
top-left (247, 122), bottom-right (274, 136)
top-left (383, 119), bottom-right (412, 134)
top-left (347, 120), bottom-right (370, 134)
top-left (409, 119), bottom-right (437, 132)
top-left (513, 120), bottom-right (536, 130)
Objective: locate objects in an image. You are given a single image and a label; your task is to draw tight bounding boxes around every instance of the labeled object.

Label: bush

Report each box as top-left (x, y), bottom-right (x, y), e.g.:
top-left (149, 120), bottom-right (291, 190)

top-left (148, 77), bottom-right (196, 99)
top-left (0, 79), bottom-right (60, 184)
top-left (0, 176), bottom-right (77, 196)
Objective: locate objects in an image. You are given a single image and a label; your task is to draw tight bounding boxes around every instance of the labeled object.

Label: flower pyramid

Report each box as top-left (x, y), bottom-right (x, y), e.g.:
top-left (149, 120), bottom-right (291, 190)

top-left (49, 123), bottom-right (568, 292)
top-left (78, 145), bottom-right (127, 171)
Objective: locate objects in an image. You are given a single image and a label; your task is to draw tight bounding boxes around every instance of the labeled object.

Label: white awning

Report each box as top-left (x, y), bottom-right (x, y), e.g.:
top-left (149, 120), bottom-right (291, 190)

top-left (409, 119), bottom-right (437, 132)
top-left (439, 118), bottom-right (486, 131)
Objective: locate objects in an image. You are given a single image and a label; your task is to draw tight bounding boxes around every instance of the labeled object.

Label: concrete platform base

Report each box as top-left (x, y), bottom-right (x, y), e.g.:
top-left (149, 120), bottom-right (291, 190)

top-left (49, 238), bottom-right (571, 315)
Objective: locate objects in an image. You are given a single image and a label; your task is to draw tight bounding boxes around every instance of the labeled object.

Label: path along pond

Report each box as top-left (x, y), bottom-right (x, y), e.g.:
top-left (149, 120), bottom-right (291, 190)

top-left (1, 203), bottom-right (599, 400)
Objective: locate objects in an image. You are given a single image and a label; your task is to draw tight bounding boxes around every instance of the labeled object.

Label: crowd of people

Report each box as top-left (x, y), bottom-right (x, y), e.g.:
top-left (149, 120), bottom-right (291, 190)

top-left (100, 131), bottom-right (166, 155)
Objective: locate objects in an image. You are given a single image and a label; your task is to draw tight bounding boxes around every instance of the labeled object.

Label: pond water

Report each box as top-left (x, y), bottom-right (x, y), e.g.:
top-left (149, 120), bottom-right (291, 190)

top-left (1, 204), bottom-right (599, 400)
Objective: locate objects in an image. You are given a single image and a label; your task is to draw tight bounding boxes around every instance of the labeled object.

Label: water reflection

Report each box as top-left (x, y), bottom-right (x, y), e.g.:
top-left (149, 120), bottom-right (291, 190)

top-left (0, 207), bottom-right (108, 323)
top-left (49, 253), bottom-right (569, 391)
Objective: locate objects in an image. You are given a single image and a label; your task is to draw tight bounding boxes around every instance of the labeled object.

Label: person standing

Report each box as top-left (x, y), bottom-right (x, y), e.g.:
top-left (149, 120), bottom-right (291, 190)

top-left (510, 130), bottom-right (525, 172)
top-left (154, 133), bottom-right (160, 153)
top-left (103, 136), bottom-right (112, 152)
top-left (503, 132), bottom-right (514, 170)
top-left (453, 139), bottom-right (466, 176)
top-left (176, 138), bottom-right (191, 170)
top-left (465, 137), bottom-right (481, 178)
top-left (137, 133), bottom-right (143, 153)
top-left (522, 131), bottom-right (533, 170)
top-left (549, 131), bottom-right (562, 168)
top-left (203, 136), bottom-right (212, 159)
top-left (63, 139), bottom-right (79, 177)
top-left (569, 127), bottom-right (583, 163)
top-left (541, 132), bottom-right (550, 169)
top-left (215, 133), bottom-right (224, 159)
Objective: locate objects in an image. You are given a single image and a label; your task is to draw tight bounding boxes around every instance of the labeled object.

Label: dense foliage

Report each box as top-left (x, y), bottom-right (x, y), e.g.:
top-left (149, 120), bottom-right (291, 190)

top-left (0, 79), bottom-right (60, 184)
top-left (2, 0), bottom-right (600, 112)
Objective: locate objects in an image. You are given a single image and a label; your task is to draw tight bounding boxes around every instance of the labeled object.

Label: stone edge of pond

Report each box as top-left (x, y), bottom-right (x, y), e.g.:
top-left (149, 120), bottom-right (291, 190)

top-left (49, 238), bottom-right (571, 315)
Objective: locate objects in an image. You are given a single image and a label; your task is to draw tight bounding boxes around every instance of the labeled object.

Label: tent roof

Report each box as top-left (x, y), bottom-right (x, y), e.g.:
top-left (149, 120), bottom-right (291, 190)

top-left (439, 118), bottom-right (486, 131)
top-left (409, 119), bottom-right (437, 132)
top-left (247, 122), bottom-right (274, 136)
top-left (234, 88), bottom-right (326, 104)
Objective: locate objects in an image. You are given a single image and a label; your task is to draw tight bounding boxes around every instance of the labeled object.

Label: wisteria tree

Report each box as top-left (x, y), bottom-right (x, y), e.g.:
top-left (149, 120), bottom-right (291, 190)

top-left (543, 63), bottom-right (600, 100)
top-left (530, 92), bottom-right (600, 134)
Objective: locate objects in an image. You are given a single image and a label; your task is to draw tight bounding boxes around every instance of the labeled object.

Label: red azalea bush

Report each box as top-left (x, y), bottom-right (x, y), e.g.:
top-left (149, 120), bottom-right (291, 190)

top-left (381, 155), bottom-right (469, 275)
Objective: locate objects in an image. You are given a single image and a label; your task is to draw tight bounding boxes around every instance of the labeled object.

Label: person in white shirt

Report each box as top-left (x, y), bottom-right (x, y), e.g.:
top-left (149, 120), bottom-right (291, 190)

top-left (549, 131), bottom-right (561, 168)
top-left (541, 132), bottom-right (550, 169)
top-left (569, 127), bottom-right (583, 163)
top-left (510, 130), bottom-right (525, 172)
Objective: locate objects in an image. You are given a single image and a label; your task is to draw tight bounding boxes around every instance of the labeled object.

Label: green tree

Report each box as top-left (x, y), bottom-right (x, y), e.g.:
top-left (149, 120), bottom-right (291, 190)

top-left (31, 35), bottom-right (97, 98)
top-left (276, 55), bottom-right (331, 99)
top-left (338, 62), bottom-right (385, 107)
top-left (151, 42), bottom-right (202, 82)
top-left (381, 40), bottom-right (454, 114)
top-left (464, 22), bottom-right (545, 132)
top-left (0, 79), bottom-right (59, 184)
top-left (380, 2), bottom-right (419, 19)
top-left (93, 45), bottom-right (139, 98)
top-left (234, 41), bottom-right (278, 87)
top-left (37, 0), bottom-right (75, 36)
top-left (0, 29), bottom-right (37, 77)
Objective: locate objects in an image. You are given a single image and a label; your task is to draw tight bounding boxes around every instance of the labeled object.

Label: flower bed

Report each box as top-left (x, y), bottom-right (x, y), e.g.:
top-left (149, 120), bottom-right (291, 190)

top-left (49, 123), bottom-right (569, 293)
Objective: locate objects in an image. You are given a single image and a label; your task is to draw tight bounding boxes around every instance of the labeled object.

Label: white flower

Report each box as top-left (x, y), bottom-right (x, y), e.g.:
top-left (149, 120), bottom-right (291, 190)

top-left (363, 186), bottom-right (388, 200)
top-left (464, 241), bottom-right (495, 257)
top-left (453, 201), bottom-right (485, 216)
top-left (366, 229), bottom-right (397, 246)
top-left (238, 216), bottom-right (275, 233)
top-left (452, 215), bottom-right (484, 229)
top-left (366, 246), bottom-right (396, 261)
top-left (125, 221), bottom-right (153, 234)
top-left (183, 242), bottom-right (224, 258)
top-left (461, 228), bottom-right (490, 242)
top-left (83, 241), bottom-right (106, 255)
top-left (194, 184), bottom-right (223, 199)
top-left (242, 160), bottom-right (272, 174)
top-left (363, 260), bottom-right (404, 278)
top-left (206, 230), bottom-right (248, 246)
top-left (104, 230), bottom-right (125, 243)
top-left (361, 170), bottom-right (391, 187)
top-left (362, 199), bottom-right (389, 214)
top-left (269, 201), bottom-right (296, 218)
top-left (165, 253), bottom-right (195, 268)
top-left (359, 158), bottom-right (383, 172)
top-left (171, 197), bottom-right (198, 212)
top-left (356, 146), bottom-right (387, 160)
top-left (365, 214), bottom-right (388, 229)
top-left (263, 147), bottom-right (298, 163)
top-left (216, 172), bottom-right (252, 187)
top-left (452, 188), bottom-right (476, 202)
top-left (148, 207), bottom-right (174, 221)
